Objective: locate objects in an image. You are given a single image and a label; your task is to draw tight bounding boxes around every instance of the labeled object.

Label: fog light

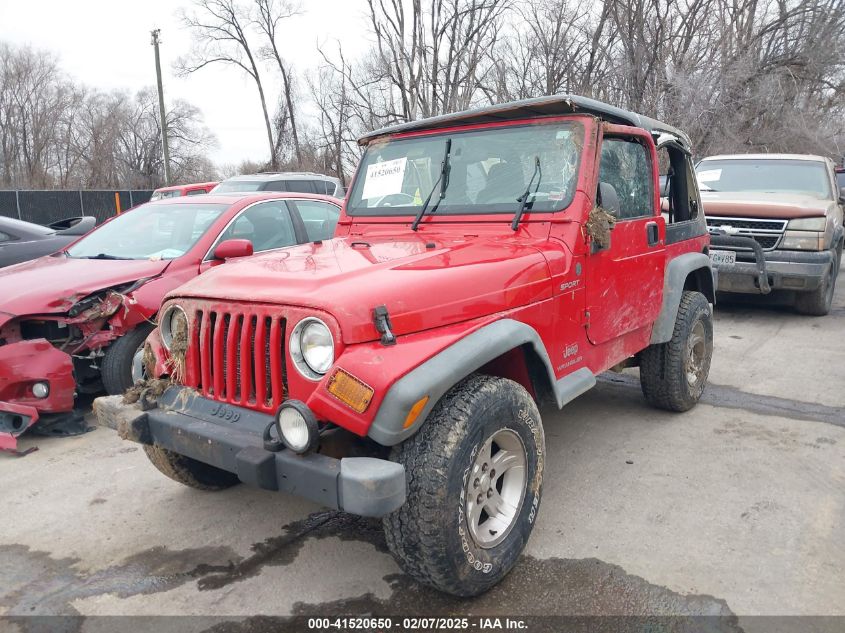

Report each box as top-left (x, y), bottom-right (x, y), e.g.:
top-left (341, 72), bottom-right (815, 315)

top-left (32, 382), bottom-right (49, 399)
top-left (275, 400), bottom-right (319, 454)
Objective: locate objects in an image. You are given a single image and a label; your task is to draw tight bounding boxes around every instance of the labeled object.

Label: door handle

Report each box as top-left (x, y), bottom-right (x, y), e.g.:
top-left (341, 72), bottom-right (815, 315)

top-left (646, 222), bottom-right (659, 246)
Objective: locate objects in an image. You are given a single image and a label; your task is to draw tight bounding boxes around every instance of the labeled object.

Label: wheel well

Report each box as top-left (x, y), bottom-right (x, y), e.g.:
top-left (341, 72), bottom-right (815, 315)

top-left (478, 344), bottom-right (554, 408)
top-left (683, 266), bottom-right (715, 304)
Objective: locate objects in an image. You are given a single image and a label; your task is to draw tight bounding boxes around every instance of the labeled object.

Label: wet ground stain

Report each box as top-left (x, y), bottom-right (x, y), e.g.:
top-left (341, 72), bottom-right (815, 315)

top-left (600, 373), bottom-right (845, 429)
top-left (202, 553), bottom-right (741, 632)
top-left (0, 543), bottom-right (234, 632)
top-left (293, 555), bottom-right (738, 616)
top-left (196, 511), bottom-right (388, 591)
top-left (1, 510), bottom-right (740, 631)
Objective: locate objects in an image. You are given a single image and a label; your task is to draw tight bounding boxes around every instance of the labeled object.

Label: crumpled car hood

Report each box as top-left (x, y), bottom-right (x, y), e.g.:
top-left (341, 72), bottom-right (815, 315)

top-left (171, 234), bottom-right (554, 344)
top-left (0, 254), bottom-right (170, 317)
top-left (702, 191), bottom-right (834, 219)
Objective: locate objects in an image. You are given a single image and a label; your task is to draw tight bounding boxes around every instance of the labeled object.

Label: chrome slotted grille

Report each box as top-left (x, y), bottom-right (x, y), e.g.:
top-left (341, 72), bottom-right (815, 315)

top-left (706, 216), bottom-right (787, 251)
top-left (187, 307), bottom-right (288, 412)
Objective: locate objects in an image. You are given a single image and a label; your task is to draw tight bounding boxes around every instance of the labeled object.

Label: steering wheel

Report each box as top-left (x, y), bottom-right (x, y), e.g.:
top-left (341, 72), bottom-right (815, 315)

top-left (375, 193), bottom-right (416, 207)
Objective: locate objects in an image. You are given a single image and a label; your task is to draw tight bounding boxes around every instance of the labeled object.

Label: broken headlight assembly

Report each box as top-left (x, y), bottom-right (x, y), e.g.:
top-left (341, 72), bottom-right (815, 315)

top-left (289, 317), bottom-right (334, 380)
top-left (159, 305), bottom-right (188, 351)
top-left (781, 216), bottom-right (829, 251)
top-left (67, 280), bottom-right (147, 319)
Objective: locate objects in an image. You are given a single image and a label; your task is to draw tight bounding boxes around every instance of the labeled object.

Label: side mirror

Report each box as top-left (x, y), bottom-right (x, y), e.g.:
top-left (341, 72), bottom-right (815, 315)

top-left (213, 239), bottom-right (254, 260)
top-left (598, 182), bottom-right (621, 218)
top-left (839, 186), bottom-right (845, 204)
top-left (589, 186), bottom-right (619, 254)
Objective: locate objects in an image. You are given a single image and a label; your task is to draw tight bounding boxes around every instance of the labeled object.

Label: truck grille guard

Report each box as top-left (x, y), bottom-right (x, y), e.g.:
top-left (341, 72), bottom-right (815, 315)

top-left (709, 233), bottom-right (771, 294)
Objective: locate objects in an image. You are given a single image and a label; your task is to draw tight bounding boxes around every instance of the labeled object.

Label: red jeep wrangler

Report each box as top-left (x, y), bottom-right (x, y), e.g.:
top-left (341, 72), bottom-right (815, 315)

top-left (96, 95), bottom-right (715, 596)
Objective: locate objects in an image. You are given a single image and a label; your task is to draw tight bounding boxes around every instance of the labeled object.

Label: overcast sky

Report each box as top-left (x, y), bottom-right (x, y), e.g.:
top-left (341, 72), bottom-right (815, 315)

top-left (0, 0), bottom-right (370, 165)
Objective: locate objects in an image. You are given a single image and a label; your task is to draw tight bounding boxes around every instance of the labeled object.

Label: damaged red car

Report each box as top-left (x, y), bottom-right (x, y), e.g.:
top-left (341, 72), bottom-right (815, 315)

top-left (0, 191), bottom-right (341, 453)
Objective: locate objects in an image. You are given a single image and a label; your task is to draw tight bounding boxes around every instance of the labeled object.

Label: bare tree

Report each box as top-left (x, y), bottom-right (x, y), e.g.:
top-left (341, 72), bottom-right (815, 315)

top-left (309, 50), bottom-right (362, 183)
top-left (178, 0), bottom-right (278, 169)
top-left (254, 0), bottom-right (303, 167)
top-left (307, 0), bottom-right (510, 179)
top-left (0, 41), bottom-right (217, 189)
top-left (491, 0), bottom-right (845, 158)
top-left (0, 44), bottom-right (73, 187)
top-left (360, 0), bottom-right (509, 122)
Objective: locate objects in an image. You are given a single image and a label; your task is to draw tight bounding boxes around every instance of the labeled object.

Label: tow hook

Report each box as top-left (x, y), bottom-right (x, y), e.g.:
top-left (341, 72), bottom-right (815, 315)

top-left (373, 305), bottom-right (397, 346)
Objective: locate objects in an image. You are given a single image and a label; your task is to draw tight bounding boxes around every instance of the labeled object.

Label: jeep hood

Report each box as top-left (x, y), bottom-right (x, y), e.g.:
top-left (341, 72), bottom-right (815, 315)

top-left (702, 191), bottom-right (833, 219)
top-left (0, 254), bottom-right (170, 317)
top-left (173, 235), bottom-right (553, 344)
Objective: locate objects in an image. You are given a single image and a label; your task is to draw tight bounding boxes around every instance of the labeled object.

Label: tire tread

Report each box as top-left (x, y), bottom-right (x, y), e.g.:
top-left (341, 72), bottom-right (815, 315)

top-left (382, 375), bottom-right (539, 596)
top-left (640, 290), bottom-right (711, 412)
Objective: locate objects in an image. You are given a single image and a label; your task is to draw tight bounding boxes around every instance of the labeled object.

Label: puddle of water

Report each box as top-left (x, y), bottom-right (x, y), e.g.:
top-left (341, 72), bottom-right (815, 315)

top-left (199, 551), bottom-right (742, 633)
top-left (2, 511), bottom-right (740, 632)
top-left (197, 511), bottom-right (388, 591)
top-left (0, 542), bottom-right (236, 631)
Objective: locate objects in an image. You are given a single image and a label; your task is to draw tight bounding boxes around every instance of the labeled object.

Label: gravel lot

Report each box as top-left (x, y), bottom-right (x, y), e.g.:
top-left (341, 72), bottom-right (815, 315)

top-left (2, 264), bottom-right (843, 629)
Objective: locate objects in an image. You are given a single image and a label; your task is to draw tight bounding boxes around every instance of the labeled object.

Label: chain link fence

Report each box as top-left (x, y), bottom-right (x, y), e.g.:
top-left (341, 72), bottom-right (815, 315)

top-left (0, 190), bottom-right (154, 225)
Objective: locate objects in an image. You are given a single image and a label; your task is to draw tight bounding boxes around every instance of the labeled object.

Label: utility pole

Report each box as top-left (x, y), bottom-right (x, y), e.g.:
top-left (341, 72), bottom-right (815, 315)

top-left (151, 29), bottom-right (172, 185)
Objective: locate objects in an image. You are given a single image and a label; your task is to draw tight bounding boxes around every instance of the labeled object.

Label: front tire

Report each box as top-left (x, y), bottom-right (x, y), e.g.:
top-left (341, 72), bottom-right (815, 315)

top-left (383, 375), bottom-right (544, 596)
top-left (101, 324), bottom-right (154, 395)
top-left (794, 248), bottom-right (839, 316)
top-left (640, 290), bottom-right (713, 412)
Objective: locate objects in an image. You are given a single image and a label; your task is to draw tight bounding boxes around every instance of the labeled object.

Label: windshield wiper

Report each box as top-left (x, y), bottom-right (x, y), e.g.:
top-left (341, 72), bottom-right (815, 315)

top-left (512, 156), bottom-right (541, 230)
top-left (411, 138), bottom-right (452, 231)
top-left (81, 253), bottom-right (132, 260)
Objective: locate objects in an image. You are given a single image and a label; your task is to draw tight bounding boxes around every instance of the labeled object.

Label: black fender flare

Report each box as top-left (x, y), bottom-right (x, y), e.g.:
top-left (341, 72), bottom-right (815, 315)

top-left (650, 252), bottom-right (714, 345)
top-left (367, 319), bottom-right (595, 446)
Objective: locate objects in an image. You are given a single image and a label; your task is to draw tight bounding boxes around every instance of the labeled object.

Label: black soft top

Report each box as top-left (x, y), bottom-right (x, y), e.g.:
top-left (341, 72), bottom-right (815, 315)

top-left (359, 94), bottom-right (691, 149)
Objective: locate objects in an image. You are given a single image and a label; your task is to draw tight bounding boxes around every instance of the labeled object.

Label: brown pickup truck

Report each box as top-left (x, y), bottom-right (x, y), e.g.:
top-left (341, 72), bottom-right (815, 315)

top-left (696, 154), bottom-right (844, 315)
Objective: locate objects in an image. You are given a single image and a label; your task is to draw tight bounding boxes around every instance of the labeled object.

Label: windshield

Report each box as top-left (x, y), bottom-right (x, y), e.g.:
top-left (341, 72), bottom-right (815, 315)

top-left (211, 180), bottom-right (265, 193)
top-left (696, 159), bottom-right (831, 198)
top-left (67, 203), bottom-right (229, 260)
top-left (347, 121), bottom-right (584, 216)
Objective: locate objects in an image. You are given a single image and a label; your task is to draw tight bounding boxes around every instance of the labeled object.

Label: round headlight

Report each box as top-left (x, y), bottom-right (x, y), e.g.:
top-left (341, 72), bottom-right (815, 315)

top-left (290, 317), bottom-right (334, 379)
top-left (159, 305), bottom-right (187, 351)
top-left (276, 400), bottom-right (319, 454)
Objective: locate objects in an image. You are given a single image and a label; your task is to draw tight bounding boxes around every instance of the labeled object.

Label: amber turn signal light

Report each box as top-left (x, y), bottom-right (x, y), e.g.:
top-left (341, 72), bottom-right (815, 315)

top-left (326, 369), bottom-right (374, 413)
top-left (403, 396), bottom-right (429, 429)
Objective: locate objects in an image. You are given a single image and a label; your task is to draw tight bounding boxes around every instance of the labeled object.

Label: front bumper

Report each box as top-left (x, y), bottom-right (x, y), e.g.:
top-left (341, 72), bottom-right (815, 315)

top-left (93, 387), bottom-right (406, 517)
top-left (710, 239), bottom-right (833, 294)
top-left (0, 339), bottom-right (76, 452)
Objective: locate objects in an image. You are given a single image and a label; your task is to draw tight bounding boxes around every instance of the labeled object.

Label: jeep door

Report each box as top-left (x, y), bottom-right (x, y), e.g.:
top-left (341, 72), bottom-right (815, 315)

top-left (585, 126), bottom-right (665, 345)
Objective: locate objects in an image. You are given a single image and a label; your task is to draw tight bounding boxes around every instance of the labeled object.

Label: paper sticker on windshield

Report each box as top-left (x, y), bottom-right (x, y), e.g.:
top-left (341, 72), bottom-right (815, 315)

top-left (697, 169), bottom-right (721, 182)
top-left (362, 157), bottom-right (407, 200)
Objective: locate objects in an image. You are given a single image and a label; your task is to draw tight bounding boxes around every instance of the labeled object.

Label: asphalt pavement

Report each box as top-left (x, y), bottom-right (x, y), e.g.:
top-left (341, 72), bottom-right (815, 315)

top-left (2, 265), bottom-right (843, 631)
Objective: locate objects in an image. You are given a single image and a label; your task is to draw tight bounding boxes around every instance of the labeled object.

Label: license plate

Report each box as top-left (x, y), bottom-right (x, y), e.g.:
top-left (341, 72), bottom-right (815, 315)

top-left (710, 250), bottom-right (736, 266)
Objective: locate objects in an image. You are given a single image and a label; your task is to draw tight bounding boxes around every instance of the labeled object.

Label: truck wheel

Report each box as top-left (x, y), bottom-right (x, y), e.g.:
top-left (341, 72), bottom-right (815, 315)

top-left (143, 445), bottom-right (239, 491)
top-left (640, 290), bottom-right (713, 412)
top-left (382, 375), bottom-right (544, 596)
top-left (101, 324), bottom-right (154, 395)
top-left (794, 249), bottom-right (839, 316)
